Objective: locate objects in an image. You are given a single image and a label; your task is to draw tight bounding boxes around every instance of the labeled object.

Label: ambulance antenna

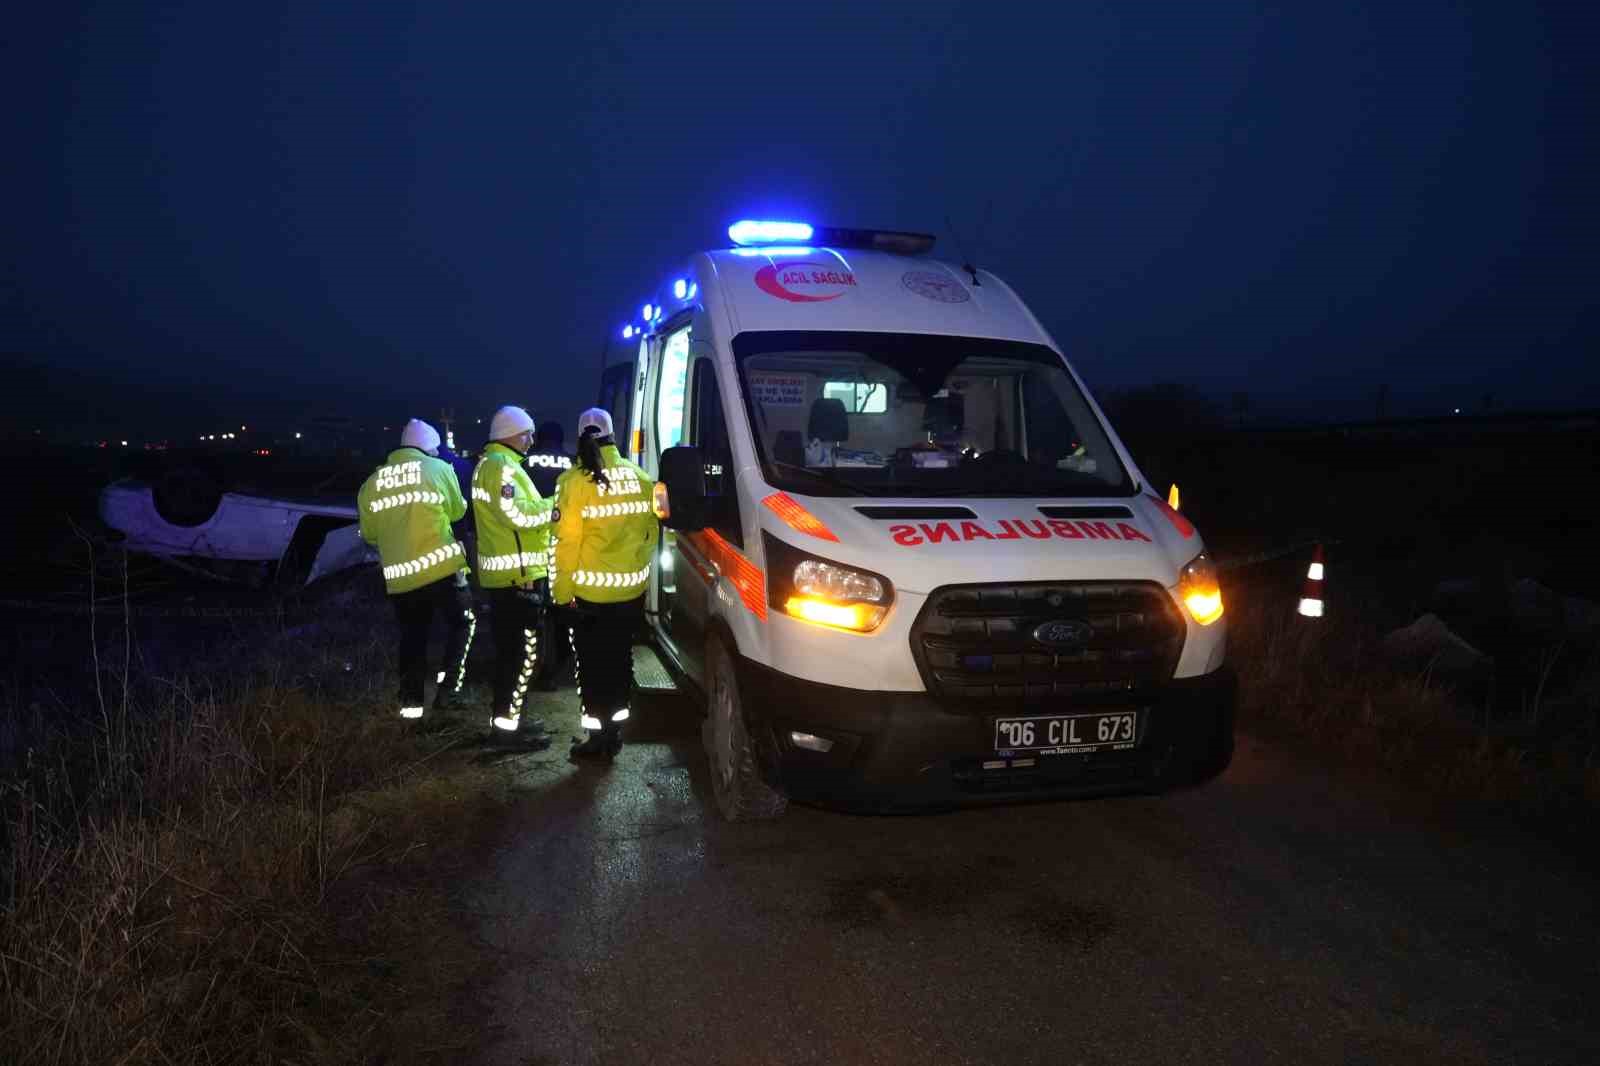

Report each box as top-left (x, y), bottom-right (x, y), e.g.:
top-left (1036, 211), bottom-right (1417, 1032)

top-left (945, 212), bottom-right (981, 287)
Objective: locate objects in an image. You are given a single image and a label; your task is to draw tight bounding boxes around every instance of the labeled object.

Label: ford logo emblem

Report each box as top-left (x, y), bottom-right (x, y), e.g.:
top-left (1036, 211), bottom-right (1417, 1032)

top-left (1033, 619), bottom-right (1093, 648)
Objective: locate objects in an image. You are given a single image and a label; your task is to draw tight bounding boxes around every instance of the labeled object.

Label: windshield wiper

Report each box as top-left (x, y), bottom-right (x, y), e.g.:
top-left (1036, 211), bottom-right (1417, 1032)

top-left (769, 460), bottom-right (892, 498)
top-left (919, 474), bottom-right (1099, 498)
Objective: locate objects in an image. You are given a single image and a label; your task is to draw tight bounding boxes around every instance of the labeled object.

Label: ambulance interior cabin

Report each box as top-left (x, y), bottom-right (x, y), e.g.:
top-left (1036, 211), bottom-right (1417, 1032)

top-left (736, 340), bottom-right (1130, 498)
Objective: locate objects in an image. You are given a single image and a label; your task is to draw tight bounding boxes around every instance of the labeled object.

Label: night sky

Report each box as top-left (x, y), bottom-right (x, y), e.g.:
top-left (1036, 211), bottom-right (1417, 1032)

top-left (5, 1), bottom-right (1596, 440)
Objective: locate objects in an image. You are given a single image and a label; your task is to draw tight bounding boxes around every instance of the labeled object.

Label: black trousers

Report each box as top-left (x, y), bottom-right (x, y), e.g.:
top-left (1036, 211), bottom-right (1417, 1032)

top-left (391, 573), bottom-right (475, 709)
top-left (488, 581), bottom-right (546, 718)
top-left (571, 595), bottom-right (643, 734)
top-left (536, 602), bottom-right (574, 686)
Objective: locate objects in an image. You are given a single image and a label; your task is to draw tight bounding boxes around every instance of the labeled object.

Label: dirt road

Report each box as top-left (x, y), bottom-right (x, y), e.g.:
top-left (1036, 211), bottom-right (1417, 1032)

top-left (463, 686), bottom-right (1597, 1066)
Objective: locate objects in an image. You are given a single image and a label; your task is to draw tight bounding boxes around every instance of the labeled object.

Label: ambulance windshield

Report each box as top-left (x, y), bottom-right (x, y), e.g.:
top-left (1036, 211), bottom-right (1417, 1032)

top-left (733, 331), bottom-right (1134, 498)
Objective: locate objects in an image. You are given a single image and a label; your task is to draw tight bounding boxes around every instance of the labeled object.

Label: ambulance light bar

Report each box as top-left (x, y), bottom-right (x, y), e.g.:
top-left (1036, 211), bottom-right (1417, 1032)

top-left (728, 220), bottom-right (814, 245)
top-left (727, 220), bottom-right (936, 256)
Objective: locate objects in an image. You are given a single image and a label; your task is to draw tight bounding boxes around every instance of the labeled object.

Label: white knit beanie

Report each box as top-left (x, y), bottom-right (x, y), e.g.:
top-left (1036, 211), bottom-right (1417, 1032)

top-left (489, 405), bottom-right (535, 441)
top-left (400, 418), bottom-right (441, 453)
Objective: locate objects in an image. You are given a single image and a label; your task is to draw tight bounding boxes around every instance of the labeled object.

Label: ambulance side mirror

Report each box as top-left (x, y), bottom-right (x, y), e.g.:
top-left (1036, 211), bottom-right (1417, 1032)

top-left (658, 446), bottom-right (708, 531)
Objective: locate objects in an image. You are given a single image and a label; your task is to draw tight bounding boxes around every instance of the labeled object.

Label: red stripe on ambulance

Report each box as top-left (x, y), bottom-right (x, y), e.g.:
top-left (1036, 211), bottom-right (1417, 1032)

top-left (888, 520), bottom-right (1151, 546)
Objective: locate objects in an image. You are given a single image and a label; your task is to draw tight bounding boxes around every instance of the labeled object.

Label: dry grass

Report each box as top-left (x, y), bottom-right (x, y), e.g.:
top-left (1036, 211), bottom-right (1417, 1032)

top-left (0, 564), bottom-right (509, 1065)
top-left (1226, 571), bottom-right (1600, 828)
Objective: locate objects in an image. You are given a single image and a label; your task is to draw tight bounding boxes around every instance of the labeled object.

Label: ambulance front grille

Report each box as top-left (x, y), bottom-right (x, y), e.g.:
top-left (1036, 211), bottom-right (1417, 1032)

top-left (910, 581), bottom-right (1185, 709)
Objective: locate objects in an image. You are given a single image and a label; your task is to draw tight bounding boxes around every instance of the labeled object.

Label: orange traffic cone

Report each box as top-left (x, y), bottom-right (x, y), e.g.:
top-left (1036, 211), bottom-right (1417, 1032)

top-left (1297, 544), bottom-right (1325, 618)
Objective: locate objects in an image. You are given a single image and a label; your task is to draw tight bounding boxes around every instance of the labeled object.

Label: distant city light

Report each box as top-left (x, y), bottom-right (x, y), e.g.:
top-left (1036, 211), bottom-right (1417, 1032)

top-left (120, 440), bottom-right (128, 446)
top-left (295, 431), bottom-right (302, 439)
top-left (1454, 408), bottom-right (1461, 414)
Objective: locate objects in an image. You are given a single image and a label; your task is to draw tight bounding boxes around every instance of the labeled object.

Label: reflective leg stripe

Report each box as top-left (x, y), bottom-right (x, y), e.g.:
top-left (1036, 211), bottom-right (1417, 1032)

top-left (436, 670), bottom-right (446, 684)
top-left (508, 628), bottom-right (538, 716)
top-left (480, 551), bottom-right (548, 572)
top-left (579, 500), bottom-right (652, 519)
top-left (399, 706), bottom-right (425, 719)
top-left (452, 608), bottom-right (477, 692)
top-left (383, 540), bottom-right (464, 583)
top-left (569, 626), bottom-right (581, 699)
top-left (611, 708), bottom-right (629, 723)
top-left (581, 715), bottom-right (603, 731)
top-left (491, 715), bottom-right (520, 731)
top-left (571, 566), bottom-right (650, 591)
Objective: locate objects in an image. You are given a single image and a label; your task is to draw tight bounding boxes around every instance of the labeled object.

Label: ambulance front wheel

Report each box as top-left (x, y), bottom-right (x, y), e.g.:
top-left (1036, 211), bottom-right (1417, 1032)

top-left (702, 636), bottom-right (789, 822)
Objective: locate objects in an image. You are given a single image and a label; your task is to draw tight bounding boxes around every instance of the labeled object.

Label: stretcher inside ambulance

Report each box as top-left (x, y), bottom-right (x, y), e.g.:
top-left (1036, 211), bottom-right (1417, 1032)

top-left (607, 222), bottom-right (1235, 818)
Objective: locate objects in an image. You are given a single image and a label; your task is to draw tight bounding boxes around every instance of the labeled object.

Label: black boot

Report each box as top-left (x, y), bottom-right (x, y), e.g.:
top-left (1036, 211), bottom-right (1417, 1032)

top-left (569, 727), bottom-right (621, 759)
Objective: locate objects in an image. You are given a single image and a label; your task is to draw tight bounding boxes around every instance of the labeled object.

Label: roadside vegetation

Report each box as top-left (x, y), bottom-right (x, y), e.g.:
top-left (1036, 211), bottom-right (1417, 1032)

top-left (0, 553), bottom-right (509, 1065)
top-left (1225, 564), bottom-right (1600, 837)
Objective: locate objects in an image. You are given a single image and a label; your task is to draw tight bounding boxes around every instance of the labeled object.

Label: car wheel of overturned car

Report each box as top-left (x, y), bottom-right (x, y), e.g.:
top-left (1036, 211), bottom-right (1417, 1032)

top-left (702, 635), bottom-right (788, 821)
top-left (151, 465), bottom-right (224, 527)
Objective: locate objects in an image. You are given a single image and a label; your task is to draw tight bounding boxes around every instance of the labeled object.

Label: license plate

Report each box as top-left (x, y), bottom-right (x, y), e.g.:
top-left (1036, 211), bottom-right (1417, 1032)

top-left (993, 711), bottom-right (1140, 754)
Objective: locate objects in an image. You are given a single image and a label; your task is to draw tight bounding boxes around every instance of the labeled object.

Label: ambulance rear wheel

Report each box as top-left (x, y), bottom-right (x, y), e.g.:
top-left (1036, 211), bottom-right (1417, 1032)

top-left (703, 636), bottom-right (788, 822)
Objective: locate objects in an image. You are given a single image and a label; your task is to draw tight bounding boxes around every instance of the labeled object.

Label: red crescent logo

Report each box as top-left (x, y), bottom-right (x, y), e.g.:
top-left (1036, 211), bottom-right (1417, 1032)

top-left (754, 261), bottom-right (857, 303)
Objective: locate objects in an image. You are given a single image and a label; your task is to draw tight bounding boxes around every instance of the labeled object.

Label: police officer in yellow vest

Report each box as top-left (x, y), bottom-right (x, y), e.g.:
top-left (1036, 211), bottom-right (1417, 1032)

top-left (551, 408), bottom-right (660, 758)
top-left (357, 419), bottom-right (475, 722)
top-left (472, 405), bottom-right (556, 739)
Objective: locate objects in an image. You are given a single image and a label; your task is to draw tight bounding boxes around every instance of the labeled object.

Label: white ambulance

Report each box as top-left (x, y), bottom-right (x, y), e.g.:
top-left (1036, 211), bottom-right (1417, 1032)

top-left (598, 220), bottom-right (1233, 819)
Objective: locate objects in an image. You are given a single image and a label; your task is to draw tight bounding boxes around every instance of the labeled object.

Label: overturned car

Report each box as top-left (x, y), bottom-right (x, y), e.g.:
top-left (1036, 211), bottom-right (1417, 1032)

top-left (98, 457), bottom-right (376, 584)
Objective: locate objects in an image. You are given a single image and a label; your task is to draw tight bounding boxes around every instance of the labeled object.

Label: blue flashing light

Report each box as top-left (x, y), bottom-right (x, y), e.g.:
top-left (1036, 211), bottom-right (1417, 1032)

top-left (623, 325), bottom-right (635, 340)
top-left (728, 219), bottom-right (814, 246)
top-left (673, 278), bottom-right (688, 300)
top-left (641, 303), bottom-right (653, 321)
top-left (688, 282), bottom-right (698, 299)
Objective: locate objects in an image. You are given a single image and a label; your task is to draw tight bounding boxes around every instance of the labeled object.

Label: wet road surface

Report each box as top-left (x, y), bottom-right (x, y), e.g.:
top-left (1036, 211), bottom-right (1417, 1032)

top-left (465, 685), bottom-right (1599, 1066)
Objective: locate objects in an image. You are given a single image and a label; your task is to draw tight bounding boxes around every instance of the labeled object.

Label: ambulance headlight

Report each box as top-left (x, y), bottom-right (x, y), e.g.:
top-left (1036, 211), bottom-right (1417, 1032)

top-left (1178, 552), bottom-right (1224, 626)
top-left (793, 560), bottom-right (884, 604)
top-left (763, 532), bottom-right (893, 633)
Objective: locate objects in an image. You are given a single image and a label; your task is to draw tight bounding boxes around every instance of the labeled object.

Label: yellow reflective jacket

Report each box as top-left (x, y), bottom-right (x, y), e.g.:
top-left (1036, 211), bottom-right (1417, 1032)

top-left (357, 447), bottom-right (468, 594)
top-left (551, 444), bottom-right (659, 605)
top-left (472, 442), bottom-right (554, 589)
